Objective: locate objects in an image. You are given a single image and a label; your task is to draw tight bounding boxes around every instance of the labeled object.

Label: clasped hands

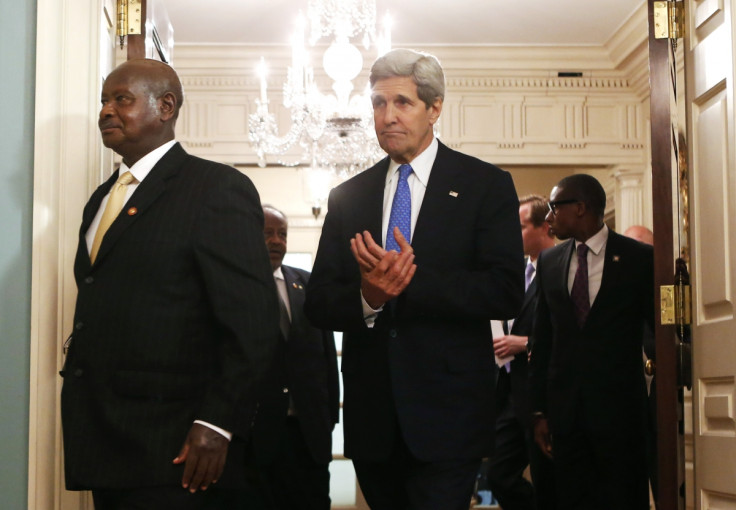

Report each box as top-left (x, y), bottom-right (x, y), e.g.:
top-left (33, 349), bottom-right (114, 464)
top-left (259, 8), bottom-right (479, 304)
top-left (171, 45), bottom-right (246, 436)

top-left (350, 227), bottom-right (417, 309)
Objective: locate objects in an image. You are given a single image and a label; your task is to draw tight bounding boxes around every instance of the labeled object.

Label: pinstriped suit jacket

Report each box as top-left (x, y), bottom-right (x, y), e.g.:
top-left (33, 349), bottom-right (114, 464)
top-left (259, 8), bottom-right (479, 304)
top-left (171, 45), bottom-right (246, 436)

top-left (61, 143), bottom-right (280, 490)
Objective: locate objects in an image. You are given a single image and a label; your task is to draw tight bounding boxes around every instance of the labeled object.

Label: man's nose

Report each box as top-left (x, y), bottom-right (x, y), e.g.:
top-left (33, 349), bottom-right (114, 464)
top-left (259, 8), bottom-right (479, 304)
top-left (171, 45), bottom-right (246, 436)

top-left (381, 103), bottom-right (397, 124)
top-left (99, 103), bottom-right (114, 119)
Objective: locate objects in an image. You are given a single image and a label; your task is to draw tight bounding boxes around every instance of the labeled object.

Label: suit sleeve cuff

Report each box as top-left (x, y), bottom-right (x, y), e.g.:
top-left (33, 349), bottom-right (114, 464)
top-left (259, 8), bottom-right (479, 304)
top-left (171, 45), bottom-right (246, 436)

top-left (193, 420), bottom-right (232, 441)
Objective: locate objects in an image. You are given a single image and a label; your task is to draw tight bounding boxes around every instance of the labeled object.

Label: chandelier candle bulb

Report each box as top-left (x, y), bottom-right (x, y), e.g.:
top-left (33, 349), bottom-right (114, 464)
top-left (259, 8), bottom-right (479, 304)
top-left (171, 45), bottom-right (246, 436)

top-left (257, 57), bottom-right (268, 103)
top-left (249, 0), bottom-right (391, 212)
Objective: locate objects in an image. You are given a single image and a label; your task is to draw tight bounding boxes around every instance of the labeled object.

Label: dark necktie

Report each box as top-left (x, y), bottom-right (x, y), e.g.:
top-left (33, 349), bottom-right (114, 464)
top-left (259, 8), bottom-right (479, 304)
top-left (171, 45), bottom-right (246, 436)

top-left (277, 287), bottom-right (290, 339)
top-left (570, 243), bottom-right (590, 328)
top-left (385, 164), bottom-right (413, 252)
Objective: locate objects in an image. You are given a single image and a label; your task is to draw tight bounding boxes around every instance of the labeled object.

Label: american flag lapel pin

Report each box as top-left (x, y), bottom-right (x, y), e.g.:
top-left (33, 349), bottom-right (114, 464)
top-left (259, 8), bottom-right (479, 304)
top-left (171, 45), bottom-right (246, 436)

top-left (449, 191), bottom-right (459, 198)
top-left (612, 255), bottom-right (621, 262)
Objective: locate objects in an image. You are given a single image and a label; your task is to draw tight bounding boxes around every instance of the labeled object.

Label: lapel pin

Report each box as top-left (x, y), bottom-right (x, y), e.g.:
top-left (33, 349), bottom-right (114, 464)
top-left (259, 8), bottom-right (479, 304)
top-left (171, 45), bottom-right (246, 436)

top-left (612, 255), bottom-right (620, 262)
top-left (292, 282), bottom-right (303, 290)
top-left (127, 207), bottom-right (138, 216)
top-left (449, 191), bottom-right (459, 198)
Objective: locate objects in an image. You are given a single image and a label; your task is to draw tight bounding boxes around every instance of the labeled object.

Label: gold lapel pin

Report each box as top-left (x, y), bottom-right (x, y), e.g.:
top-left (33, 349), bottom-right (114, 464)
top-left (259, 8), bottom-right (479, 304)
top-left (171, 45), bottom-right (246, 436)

top-left (449, 191), bottom-right (459, 197)
top-left (127, 207), bottom-right (138, 216)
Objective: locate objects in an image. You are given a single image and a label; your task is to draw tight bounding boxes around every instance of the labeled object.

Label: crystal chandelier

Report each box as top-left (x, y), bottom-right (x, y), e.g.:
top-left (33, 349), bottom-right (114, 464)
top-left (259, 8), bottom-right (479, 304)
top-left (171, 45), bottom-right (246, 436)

top-left (249, 0), bottom-right (392, 212)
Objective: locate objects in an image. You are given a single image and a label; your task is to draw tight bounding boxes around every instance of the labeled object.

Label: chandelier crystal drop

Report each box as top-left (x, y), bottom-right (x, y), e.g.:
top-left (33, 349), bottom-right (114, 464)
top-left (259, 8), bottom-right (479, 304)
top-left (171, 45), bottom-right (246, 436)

top-left (249, 0), bottom-right (392, 208)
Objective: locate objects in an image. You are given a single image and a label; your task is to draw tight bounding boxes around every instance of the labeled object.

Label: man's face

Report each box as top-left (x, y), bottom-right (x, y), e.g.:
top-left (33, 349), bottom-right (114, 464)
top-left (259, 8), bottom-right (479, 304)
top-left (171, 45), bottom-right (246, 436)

top-left (520, 203), bottom-right (548, 258)
top-left (263, 209), bottom-right (287, 271)
top-left (98, 68), bottom-right (164, 165)
top-left (545, 185), bottom-right (579, 241)
top-left (371, 76), bottom-right (442, 164)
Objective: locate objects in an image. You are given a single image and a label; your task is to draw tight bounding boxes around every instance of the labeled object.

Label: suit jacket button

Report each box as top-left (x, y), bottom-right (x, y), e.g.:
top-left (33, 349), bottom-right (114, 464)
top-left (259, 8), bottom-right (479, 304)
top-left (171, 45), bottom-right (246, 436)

top-left (389, 329), bottom-right (397, 338)
top-left (73, 368), bottom-right (84, 377)
top-left (75, 322), bottom-right (84, 330)
top-left (84, 276), bottom-right (94, 284)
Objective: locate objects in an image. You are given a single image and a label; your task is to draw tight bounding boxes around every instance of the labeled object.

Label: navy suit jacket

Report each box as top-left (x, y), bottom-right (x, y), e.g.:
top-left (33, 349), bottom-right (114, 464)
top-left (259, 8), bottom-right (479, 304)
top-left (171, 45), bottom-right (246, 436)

top-left (251, 265), bottom-right (340, 465)
top-left (305, 141), bottom-right (525, 462)
top-left (61, 143), bottom-right (280, 489)
top-left (529, 230), bottom-right (654, 436)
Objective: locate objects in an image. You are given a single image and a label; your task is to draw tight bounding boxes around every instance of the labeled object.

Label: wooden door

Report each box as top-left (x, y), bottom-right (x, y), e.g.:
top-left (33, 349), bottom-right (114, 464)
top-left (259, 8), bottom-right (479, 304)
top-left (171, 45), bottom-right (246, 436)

top-left (684, 0), bottom-right (736, 507)
top-left (124, 0), bottom-right (173, 62)
top-left (648, 1), bottom-right (688, 508)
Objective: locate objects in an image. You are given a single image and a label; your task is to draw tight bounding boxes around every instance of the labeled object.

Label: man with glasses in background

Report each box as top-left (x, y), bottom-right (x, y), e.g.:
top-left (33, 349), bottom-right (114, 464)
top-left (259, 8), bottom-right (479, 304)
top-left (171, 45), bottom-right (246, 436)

top-left (529, 174), bottom-right (654, 510)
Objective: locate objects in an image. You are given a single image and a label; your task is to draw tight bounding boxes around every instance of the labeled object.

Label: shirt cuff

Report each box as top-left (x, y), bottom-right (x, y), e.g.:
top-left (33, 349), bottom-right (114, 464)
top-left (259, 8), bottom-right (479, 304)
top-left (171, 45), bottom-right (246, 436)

top-left (193, 420), bottom-right (232, 441)
top-left (361, 292), bottom-right (382, 328)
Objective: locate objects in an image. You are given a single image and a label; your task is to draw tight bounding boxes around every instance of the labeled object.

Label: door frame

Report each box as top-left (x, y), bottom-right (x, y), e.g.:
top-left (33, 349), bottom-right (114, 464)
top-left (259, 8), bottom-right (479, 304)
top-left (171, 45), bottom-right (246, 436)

top-left (647, 1), bottom-right (687, 508)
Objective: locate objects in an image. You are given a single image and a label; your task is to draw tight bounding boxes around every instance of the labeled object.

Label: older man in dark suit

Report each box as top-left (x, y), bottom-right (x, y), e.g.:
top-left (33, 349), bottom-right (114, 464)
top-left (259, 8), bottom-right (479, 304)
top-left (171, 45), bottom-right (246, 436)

top-left (61, 59), bottom-right (279, 509)
top-left (251, 205), bottom-right (339, 510)
top-left (529, 174), bottom-right (653, 509)
top-left (305, 48), bottom-right (524, 510)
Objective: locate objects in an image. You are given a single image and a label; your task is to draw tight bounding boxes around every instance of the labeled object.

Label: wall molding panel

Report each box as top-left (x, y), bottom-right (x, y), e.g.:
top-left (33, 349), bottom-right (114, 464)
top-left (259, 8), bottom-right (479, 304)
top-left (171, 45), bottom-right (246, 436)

top-left (174, 44), bottom-right (648, 168)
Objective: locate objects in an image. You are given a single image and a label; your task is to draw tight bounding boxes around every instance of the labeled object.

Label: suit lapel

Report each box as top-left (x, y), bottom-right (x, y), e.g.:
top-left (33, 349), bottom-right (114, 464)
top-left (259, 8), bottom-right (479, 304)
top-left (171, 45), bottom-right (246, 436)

top-left (365, 159), bottom-right (389, 248)
top-left (517, 277), bottom-right (538, 320)
top-left (77, 173), bottom-right (118, 272)
top-left (552, 239), bottom-right (579, 326)
top-left (92, 143), bottom-right (187, 267)
top-left (411, 143), bottom-right (459, 250)
top-left (282, 266), bottom-right (306, 334)
top-left (588, 230), bottom-right (622, 319)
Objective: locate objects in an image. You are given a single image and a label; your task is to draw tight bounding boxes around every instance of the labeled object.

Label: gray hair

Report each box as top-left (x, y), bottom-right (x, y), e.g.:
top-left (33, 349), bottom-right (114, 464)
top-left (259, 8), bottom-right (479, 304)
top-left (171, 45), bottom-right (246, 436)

top-left (370, 48), bottom-right (445, 108)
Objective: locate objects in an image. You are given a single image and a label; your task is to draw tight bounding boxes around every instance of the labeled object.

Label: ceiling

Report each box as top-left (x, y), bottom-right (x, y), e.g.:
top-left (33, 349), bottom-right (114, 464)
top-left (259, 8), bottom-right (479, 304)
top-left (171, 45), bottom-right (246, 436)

top-left (161, 0), bottom-right (645, 47)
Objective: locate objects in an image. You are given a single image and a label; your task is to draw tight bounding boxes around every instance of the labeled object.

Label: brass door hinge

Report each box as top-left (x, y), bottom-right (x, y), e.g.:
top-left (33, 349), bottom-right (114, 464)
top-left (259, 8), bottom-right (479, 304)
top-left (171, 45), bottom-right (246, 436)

top-left (660, 284), bottom-right (691, 325)
top-left (116, 0), bottom-right (142, 48)
top-left (654, 1), bottom-right (685, 39)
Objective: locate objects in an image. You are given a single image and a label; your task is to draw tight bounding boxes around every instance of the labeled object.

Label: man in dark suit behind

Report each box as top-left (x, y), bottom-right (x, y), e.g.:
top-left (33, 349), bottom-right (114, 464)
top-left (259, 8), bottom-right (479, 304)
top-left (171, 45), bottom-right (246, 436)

top-left (486, 195), bottom-right (556, 510)
top-left (251, 205), bottom-right (340, 509)
top-left (304, 48), bottom-right (525, 510)
top-left (61, 59), bottom-right (279, 509)
top-left (529, 174), bottom-right (653, 509)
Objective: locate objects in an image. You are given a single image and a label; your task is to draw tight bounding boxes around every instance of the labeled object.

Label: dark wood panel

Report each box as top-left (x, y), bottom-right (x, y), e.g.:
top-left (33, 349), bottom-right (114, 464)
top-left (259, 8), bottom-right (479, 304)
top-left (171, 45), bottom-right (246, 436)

top-left (647, 1), bottom-right (685, 509)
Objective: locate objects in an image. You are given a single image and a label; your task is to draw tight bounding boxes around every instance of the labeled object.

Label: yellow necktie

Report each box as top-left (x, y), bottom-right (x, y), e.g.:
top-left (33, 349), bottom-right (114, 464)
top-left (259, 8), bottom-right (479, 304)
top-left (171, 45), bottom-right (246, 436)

top-left (89, 171), bottom-right (136, 264)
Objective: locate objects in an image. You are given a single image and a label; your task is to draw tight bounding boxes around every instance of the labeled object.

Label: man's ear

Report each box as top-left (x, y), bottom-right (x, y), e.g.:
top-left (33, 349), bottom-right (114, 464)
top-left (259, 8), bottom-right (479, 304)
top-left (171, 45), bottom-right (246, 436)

top-left (428, 97), bottom-right (443, 125)
top-left (575, 201), bottom-right (587, 217)
top-left (159, 91), bottom-right (177, 121)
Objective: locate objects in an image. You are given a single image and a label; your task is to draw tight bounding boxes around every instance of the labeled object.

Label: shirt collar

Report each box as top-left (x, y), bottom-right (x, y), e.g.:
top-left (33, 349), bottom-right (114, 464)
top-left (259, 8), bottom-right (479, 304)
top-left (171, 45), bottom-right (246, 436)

top-left (273, 266), bottom-right (285, 280)
top-left (119, 140), bottom-right (177, 184)
top-left (384, 137), bottom-right (438, 188)
top-left (576, 224), bottom-right (608, 255)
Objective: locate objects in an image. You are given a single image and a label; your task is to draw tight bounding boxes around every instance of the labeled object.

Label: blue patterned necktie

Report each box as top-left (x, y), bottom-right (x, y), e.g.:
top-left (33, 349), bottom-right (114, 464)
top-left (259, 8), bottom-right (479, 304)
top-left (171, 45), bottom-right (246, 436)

top-left (570, 243), bottom-right (590, 328)
top-left (385, 164), bottom-right (413, 252)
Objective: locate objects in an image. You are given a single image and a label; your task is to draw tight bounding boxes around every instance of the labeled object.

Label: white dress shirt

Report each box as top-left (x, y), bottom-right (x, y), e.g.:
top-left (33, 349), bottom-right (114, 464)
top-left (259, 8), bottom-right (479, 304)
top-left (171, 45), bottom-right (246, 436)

top-left (567, 224), bottom-right (608, 307)
top-left (362, 138), bottom-right (439, 323)
top-left (85, 140), bottom-right (177, 252)
top-left (380, 137), bottom-right (438, 247)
